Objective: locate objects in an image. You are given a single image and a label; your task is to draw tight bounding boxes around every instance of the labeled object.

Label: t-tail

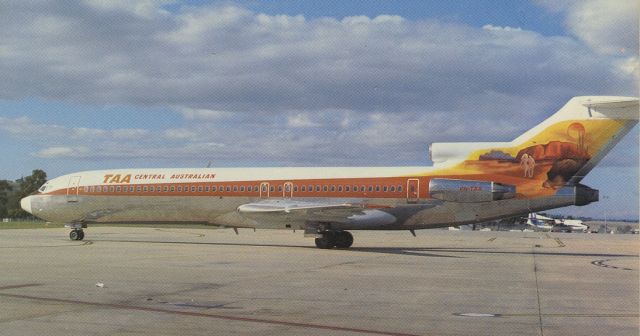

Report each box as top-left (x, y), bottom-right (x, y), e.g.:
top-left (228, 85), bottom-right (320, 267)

top-left (430, 96), bottom-right (638, 203)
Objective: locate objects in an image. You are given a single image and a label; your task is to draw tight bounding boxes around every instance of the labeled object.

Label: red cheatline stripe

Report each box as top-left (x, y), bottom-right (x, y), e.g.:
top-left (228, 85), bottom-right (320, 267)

top-left (0, 292), bottom-right (422, 336)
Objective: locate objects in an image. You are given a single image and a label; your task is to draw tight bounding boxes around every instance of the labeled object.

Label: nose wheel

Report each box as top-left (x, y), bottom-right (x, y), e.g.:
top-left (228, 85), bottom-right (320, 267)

top-left (69, 229), bottom-right (85, 241)
top-left (314, 231), bottom-right (353, 249)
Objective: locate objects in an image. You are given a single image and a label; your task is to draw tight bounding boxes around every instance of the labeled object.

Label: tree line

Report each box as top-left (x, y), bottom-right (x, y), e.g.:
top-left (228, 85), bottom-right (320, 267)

top-left (0, 169), bottom-right (47, 219)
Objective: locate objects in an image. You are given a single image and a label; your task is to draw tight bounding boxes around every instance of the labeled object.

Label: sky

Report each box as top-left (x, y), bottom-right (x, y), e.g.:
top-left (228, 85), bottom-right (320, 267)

top-left (0, 0), bottom-right (638, 219)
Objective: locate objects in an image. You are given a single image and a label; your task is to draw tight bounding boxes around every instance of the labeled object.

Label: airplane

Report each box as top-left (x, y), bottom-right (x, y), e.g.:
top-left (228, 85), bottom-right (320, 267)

top-left (525, 213), bottom-right (554, 231)
top-left (552, 218), bottom-right (589, 233)
top-left (20, 96), bottom-right (638, 248)
top-left (525, 213), bottom-right (589, 232)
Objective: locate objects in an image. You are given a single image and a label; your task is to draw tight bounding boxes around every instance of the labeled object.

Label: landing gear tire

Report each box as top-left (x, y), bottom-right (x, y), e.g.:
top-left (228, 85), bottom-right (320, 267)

top-left (315, 231), bottom-right (336, 249)
top-left (69, 229), bottom-right (84, 241)
top-left (334, 231), bottom-right (353, 249)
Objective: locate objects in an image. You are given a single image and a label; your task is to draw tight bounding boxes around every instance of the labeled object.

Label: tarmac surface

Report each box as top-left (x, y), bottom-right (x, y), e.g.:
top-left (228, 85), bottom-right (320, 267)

top-left (0, 227), bottom-right (638, 336)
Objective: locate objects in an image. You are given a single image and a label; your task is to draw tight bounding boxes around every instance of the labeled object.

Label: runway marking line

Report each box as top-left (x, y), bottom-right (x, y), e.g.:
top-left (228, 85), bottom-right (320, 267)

top-left (591, 259), bottom-right (633, 271)
top-left (554, 238), bottom-right (565, 247)
top-left (501, 313), bottom-right (639, 318)
top-left (0, 291), bottom-right (420, 336)
top-left (0, 284), bottom-right (43, 291)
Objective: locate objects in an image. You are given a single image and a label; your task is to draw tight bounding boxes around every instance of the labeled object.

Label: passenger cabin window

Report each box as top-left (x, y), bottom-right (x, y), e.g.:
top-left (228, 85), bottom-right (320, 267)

top-left (205, 186), bottom-right (210, 192)
top-left (226, 186), bottom-right (231, 192)
top-left (330, 185), bottom-right (335, 192)
top-left (301, 186), bottom-right (306, 192)
top-left (116, 186), bottom-right (121, 192)
top-left (110, 186), bottom-right (115, 192)
top-left (390, 186), bottom-right (395, 192)
top-left (383, 186), bottom-right (387, 192)
top-left (293, 186), bottom-right (298, 192)
top-left (338, 186), bottom-right (343, 192)
top-left (212, 186), bottom-right (217, 192)
top-left (164, 186), bottom-right (169, 192)
top-left (368, 186), bottom-right (373, 192)
top-left (278, 185), bottom-right (282, 192)
top-left (360, 186), bottom-right (365, 192)
top-left (191, 186), bottom-right (196, 192)
top-left (247, 186), bottom-right (252, 192)
top-left (198, 186), bottom-right (203, 192)
top-left (398, 185), bottom-right (403, 192)
top-left (150, 186), bottom-right (154, 192)
top-left (233, 186), bottom-right (238, 192)
top-left (171, 186), bottom-right (175, 192)
top-left (316, 185), bottom-right (320, 192)
top-left (323, 185), bottom-right (328, 192)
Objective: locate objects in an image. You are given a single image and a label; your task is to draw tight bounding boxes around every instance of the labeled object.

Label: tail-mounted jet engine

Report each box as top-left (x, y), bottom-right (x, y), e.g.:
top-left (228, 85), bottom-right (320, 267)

top-left (429, 178), bottom-right (516, 203)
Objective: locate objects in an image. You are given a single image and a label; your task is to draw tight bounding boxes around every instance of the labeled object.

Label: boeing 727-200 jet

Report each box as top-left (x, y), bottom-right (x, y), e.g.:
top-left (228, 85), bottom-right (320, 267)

top-left (20, 96), bottom-right (638, 248)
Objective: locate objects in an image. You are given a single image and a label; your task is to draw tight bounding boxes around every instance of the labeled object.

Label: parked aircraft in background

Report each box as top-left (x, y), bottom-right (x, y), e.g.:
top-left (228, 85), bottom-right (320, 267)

top-left (552, 217), bottom-right (589, 233)
top-left (21, 96), bottom-right (638, 248)
top-left (525, 213), bottom-right (554, 231)
top-left (525, 213), bottom-right (589, 232)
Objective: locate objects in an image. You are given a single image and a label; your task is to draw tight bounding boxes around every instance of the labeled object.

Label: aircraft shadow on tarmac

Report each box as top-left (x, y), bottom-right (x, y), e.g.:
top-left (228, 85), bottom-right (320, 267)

top-left (84, 239), bottom-right (638, 259)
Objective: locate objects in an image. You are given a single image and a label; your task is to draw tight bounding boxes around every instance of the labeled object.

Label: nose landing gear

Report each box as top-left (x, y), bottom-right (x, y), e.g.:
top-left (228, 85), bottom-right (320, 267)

top-left (314, 231), bottom-right (353, 249)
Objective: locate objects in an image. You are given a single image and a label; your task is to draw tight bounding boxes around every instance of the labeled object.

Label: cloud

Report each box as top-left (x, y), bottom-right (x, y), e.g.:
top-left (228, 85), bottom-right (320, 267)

top-left (536, 0), bottom-right (639, 83)
top-left (482, 24), bottom-right (522, 32)
top-left (178, 107), bottom-right (233, 120)
top-left (0, 2), bottom-right (636, 168)
top-left (163, 128), bottom-right (199, 140)
top-left (287, 113), bottom-right (321, 128)
top-left (82, 0), bottom-right (174, 18)
top-left (36, 146), bottom-right (90, 158)
top-left (0, 2), bottom-right (634, 113)
top-left (111, 128), bottom-right (150, 139)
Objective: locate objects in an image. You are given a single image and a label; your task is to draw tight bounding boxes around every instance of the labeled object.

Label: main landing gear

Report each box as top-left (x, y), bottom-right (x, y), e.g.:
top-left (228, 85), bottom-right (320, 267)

top-left (66, 223), bottom-right (86, 241)
top-left (315, 231), bottom-right (353, 249)
top-left (69, 229), bottom-right (85, 241)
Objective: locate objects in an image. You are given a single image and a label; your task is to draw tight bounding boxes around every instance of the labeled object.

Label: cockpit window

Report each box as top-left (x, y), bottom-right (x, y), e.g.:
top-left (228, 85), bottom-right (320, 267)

top-left (38, 183), bottom-right (49, 193)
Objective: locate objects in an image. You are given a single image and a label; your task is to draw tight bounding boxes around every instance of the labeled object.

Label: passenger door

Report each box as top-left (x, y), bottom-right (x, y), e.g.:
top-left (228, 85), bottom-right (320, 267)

top-left (259, 182), bottom-right (270, 198)
top-left (407, 178), bottom-right (419, 203)
top-left (283, 182), bottom-right (294, 198)
top-left (66, 176), bottom-right (82, 202)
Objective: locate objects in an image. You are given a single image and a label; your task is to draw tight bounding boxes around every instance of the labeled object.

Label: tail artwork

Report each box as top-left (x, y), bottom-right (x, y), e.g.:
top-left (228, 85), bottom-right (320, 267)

top-left (430, 96), bottom-right (639, 199)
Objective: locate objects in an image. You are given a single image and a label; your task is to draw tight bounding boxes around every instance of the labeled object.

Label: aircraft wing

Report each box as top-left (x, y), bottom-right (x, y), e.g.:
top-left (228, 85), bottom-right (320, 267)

top-left (237, 199), bottom-right (355, 214)
top-left (237, 199), bottom-right (396, 226)
top-left (238, 199), bottom-right (362, 222)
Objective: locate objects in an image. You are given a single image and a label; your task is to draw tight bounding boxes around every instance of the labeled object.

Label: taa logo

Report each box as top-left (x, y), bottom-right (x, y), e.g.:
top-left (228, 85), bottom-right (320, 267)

top-left (103, 174), bottom-right (131, 184)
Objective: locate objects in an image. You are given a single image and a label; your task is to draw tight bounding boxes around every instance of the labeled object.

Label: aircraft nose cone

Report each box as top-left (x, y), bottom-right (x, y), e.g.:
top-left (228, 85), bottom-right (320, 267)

top-left (20, 196), bottom-right (33, 214)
